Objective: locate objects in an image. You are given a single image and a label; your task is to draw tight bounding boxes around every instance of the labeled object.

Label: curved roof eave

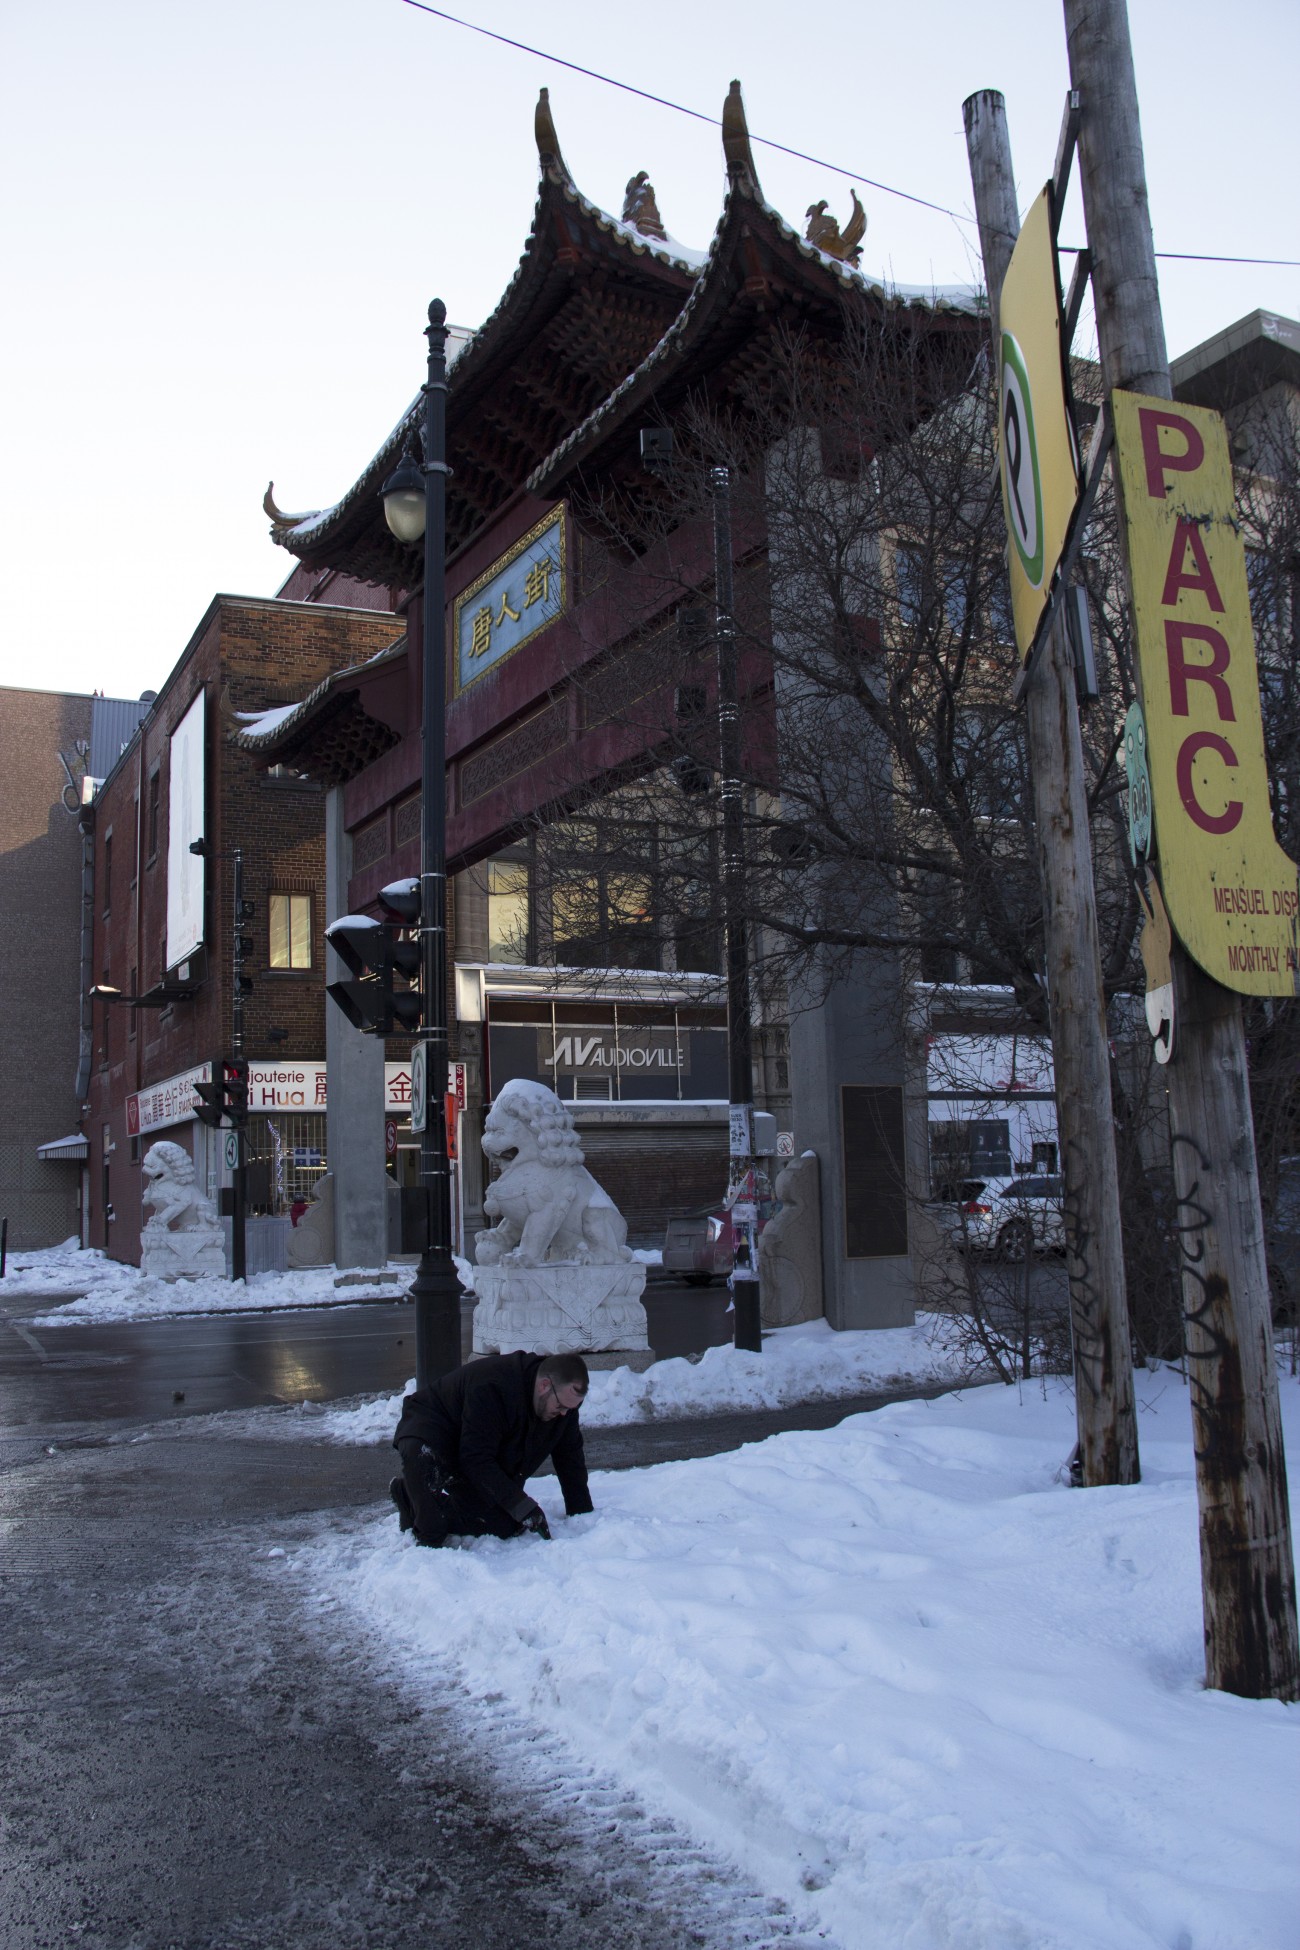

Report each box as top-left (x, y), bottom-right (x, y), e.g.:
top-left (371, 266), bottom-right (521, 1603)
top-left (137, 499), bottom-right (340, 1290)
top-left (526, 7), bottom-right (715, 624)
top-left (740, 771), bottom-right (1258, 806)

top-left (234, 636), bottom-right (406, 759)
top-left (268, 162), bottom-right (701, 569)
top-left (526, 178), bottom-right (986, 498)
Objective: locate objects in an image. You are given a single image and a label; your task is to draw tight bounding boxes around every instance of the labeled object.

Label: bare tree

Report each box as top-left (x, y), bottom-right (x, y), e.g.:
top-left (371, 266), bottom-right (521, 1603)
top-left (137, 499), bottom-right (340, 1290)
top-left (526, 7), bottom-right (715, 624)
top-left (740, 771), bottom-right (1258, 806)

top-left (506, 315), bottom-right (1298, 1363)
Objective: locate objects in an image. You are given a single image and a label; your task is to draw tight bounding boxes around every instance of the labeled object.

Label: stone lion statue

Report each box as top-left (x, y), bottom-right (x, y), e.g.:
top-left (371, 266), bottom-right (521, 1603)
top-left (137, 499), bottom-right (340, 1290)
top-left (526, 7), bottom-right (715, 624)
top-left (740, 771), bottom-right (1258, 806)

top-left (140, 1140), bottom-right (226, 1280)
top-left (474, 1078), bottom-right (633, 1269)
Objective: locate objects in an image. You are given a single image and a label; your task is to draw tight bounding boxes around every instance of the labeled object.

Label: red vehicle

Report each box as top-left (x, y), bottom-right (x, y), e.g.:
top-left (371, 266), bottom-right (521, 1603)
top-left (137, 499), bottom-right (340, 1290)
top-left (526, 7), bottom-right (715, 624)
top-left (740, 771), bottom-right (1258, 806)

top-left (662, 1193), bottom-right (775, 1285)
top-left (661, 1208), bottom-right (734, 1286)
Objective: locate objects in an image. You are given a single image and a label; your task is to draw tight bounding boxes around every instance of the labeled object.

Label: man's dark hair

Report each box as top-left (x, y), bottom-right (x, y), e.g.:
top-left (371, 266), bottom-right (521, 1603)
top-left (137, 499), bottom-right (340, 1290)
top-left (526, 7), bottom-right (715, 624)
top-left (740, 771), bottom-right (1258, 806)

top-left (537, 1353), bottom-right (589, 1393)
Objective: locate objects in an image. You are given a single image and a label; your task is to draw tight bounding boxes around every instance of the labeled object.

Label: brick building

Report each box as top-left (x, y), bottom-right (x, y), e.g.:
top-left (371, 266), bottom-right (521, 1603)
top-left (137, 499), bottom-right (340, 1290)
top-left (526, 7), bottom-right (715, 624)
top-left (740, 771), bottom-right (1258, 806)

top-left (83, 593), bottom-right (398, 1264)
top-left (0, 687), bottom-right (149, 1248)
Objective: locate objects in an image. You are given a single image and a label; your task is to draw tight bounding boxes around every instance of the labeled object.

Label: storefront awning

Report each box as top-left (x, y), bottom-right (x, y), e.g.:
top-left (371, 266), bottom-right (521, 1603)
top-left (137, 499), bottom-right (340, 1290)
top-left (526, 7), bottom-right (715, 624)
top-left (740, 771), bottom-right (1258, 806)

top-left (36, 1133), bottom-right (89, 1161)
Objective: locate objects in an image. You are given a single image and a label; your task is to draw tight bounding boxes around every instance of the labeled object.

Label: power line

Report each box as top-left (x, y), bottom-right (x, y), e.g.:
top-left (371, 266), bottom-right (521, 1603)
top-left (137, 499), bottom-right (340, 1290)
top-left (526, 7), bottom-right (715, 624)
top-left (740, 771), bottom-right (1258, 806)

top-left (400, 0), bottom-right (1300, 273)
top-left (399, 0), bottom-right (969, 221)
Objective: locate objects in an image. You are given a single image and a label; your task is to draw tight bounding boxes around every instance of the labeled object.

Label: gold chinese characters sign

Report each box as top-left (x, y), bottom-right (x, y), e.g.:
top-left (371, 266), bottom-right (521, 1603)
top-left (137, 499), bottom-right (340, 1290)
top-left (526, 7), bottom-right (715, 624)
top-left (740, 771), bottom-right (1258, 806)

top-left (997, 186), bottom-right (1079, 662)
top-left (453, 506), bottom-right (566, 695)
top-left (1112, 390), bottom-right (1300, 994)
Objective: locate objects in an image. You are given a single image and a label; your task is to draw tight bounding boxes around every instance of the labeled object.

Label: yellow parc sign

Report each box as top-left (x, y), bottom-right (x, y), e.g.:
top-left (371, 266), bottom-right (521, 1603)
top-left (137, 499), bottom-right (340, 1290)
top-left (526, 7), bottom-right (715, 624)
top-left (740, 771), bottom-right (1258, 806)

top-left (997, 186), bottom-right (1079, 662)
top-left (1112, 390), bottom-right (1300, 995)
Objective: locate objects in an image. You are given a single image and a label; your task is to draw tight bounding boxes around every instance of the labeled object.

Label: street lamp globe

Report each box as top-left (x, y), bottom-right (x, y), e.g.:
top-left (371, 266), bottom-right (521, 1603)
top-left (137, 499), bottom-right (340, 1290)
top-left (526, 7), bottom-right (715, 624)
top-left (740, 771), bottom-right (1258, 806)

top-left (381, 451), bottom-right (427, 543)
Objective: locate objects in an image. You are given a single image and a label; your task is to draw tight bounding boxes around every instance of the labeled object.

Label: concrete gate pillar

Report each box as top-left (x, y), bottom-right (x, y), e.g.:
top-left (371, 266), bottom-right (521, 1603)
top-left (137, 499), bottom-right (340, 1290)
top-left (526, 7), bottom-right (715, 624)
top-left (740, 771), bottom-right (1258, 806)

top-left (788, 957), bottom-right (915, 1330)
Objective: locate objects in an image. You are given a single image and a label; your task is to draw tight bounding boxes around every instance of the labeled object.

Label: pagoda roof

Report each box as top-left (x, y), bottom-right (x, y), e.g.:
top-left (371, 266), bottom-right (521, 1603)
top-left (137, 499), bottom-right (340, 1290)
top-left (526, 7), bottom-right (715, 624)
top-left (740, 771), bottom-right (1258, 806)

top-left (266, 98), bottom-right (699, 586)
top-left (528, 173), bottom-right (984, 499)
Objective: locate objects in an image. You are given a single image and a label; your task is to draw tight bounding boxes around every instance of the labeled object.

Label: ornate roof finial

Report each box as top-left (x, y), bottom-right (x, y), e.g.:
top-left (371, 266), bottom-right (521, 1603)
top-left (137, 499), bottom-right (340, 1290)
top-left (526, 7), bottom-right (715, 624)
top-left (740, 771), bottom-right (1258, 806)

top-left (535, 87), bottom-right (570, 179)
top-left (721, 80), bottom-right (760, 192)
top-left (622, 171), bottom-right (667, 240)
top-left (263, 482), bottom-right (320, 533)
top-left (805, 189), bottom-right (868, 265)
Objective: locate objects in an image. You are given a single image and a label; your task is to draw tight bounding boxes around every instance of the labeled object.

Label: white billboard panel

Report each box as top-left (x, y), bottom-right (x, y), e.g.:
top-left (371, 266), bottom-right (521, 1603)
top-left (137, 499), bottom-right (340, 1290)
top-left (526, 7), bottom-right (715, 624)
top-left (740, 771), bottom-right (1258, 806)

top-left (166, 690), bottom-right (206, 969)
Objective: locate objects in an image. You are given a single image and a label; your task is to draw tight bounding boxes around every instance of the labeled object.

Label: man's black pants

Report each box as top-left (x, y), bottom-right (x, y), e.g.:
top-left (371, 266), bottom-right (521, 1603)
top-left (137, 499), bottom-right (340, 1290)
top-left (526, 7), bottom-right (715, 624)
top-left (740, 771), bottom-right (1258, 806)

top-left (396, 1443), bottom-right (520, 1548)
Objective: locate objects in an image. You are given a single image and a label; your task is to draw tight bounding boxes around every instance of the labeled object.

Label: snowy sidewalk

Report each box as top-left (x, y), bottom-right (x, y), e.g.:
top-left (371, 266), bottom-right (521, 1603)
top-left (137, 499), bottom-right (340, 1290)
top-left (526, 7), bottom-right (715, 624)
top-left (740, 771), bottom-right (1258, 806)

top-left (1, 1238), bottom-right (405, 1323)
top-left (307, 1373), bottom-right (1300, 1950)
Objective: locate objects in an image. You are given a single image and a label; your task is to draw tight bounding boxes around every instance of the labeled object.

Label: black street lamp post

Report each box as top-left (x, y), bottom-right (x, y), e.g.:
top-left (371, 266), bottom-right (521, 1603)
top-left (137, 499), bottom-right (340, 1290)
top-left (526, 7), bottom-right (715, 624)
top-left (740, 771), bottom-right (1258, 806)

top-left (639, 430), bottom-right (764, 1355)
top-left (710, 465), bottom-right (762, 1354)
top-left (383, 300), bottom-right (461, 1388)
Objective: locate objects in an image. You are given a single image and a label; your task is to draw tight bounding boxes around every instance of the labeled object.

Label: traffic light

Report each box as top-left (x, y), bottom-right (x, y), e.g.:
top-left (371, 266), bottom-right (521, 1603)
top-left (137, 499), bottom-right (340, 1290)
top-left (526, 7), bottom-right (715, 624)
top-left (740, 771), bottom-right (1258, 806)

top-left (223, 1057), bottom-right (249, 1121)
top-left (193, 1063), bottom-right (225, 1129)
top-left (325, 879), bottom-right (423, 1034)
top-left (192, 1057), bottom-right (249, 1128)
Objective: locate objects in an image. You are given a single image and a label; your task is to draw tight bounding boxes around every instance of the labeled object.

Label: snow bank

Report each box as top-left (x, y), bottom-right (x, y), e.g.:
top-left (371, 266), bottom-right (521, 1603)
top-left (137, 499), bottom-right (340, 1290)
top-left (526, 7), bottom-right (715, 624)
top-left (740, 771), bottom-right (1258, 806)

top-left (4, 1239), bottom-right (403, 1324)
top-left (303, 1317), bottom-right (968, 1445)
top-left (309, 1376), bottom-right (1300, 1950)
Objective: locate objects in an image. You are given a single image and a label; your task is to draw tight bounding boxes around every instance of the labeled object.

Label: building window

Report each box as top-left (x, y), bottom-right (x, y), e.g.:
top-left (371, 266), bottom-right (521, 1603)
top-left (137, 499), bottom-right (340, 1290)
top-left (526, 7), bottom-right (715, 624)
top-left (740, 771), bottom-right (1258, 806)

top-left (147, 767), bottom-right (161, 862)
top-left (102, 831), bottom-right (113, 914)
top-left (269, 891), bottom-right (312, 970)
top-left (487, 859), bottom-right (531, 964)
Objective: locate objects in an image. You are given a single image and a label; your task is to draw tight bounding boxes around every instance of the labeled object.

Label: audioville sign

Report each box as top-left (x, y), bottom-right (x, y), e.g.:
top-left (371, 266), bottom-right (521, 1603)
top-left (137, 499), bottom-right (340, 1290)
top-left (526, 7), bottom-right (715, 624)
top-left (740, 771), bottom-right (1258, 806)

top-left (538, 1028), bottom-right (688, 1079)
top-left (1112, 390), bottom-right (1300, 995)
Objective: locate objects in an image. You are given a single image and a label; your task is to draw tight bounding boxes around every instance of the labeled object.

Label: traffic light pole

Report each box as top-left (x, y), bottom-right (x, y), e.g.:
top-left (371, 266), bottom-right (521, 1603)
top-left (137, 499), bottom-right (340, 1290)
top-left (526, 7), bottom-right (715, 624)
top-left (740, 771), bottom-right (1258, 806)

top-left (410, 299), bottom-right (462, 1387)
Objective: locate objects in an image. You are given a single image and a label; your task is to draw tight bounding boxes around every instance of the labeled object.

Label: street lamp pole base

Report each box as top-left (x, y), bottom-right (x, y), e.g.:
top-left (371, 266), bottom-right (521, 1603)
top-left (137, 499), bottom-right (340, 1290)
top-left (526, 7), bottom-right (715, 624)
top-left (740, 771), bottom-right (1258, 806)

top-left (410, 1251), bottom-right (463, 1389)
top-left (732, 1279), bottom-right (762, 1353)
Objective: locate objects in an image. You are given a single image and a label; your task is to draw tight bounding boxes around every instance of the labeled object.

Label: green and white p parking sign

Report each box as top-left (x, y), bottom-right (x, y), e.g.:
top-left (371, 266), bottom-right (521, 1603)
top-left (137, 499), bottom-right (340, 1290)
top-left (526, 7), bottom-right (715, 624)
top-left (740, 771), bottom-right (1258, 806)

top-left (996, 186), bottom-right (1079, 663)
top-left (1000, 331), bottom-right (1044, 590)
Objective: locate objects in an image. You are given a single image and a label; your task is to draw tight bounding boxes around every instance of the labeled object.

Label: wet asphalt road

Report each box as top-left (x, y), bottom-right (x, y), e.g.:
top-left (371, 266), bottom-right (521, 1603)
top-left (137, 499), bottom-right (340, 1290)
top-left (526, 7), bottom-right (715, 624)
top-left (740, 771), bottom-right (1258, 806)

top-left (0, 1281), bottom-right (735, 1449)
top-left (0, 1291), bottom-right (884, 1950)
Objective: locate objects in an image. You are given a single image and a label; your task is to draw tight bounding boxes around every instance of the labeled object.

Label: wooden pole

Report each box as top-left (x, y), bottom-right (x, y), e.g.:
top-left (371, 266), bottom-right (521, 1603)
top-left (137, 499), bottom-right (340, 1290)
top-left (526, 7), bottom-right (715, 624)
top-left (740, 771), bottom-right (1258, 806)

top-left (963, 89), bottom-right (1140, 1487)
top-left (1062, 0), bottom-right (1298, 1699)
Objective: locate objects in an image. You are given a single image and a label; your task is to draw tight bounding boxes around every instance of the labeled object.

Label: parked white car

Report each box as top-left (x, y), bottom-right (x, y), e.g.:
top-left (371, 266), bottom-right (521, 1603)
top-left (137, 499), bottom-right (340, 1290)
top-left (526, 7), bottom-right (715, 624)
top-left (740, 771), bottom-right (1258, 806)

top-left (928, 1175), bottom-right (1065, 1259)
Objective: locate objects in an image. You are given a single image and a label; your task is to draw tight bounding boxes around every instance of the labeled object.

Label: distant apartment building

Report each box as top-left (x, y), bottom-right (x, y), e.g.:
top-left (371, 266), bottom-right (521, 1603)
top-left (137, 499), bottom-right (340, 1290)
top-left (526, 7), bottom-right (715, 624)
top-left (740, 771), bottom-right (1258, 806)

top-left (0, 686), bottom-right (150, 1247)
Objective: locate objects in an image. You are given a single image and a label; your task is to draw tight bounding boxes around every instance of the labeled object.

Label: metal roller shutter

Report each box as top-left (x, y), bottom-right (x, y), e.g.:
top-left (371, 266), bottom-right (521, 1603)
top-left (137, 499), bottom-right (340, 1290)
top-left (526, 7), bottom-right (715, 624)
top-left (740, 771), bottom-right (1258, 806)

top-left (577, 1124), bottom-right (728, 1246)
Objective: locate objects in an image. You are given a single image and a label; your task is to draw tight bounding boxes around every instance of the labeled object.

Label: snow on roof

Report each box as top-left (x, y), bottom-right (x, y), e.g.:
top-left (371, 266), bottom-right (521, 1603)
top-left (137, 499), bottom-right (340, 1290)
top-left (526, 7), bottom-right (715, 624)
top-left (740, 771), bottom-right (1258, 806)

top-left (234, 702), bottom-right (302, 738)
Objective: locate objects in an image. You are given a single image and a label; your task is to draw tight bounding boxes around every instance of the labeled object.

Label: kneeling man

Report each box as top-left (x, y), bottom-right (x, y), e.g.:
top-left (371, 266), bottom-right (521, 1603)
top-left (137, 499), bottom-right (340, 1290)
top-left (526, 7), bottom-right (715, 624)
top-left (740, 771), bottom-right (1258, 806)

top-left (391, 1351), bottom-right (591, 1547)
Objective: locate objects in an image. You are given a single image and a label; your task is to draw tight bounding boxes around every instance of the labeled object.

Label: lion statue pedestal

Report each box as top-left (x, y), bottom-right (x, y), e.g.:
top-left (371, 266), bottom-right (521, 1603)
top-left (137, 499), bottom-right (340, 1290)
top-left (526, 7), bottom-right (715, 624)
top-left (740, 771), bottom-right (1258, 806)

top-left (470, 1079), bottom-right (652, 1368)
top-left (139, 1140), bottom-right (227, 1282)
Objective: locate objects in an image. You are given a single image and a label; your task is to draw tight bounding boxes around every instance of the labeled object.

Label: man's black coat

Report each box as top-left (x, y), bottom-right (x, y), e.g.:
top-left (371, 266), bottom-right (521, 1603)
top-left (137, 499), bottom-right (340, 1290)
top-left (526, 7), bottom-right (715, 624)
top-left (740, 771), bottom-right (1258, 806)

top-left (392, 1351), bottom-right (593, 1526)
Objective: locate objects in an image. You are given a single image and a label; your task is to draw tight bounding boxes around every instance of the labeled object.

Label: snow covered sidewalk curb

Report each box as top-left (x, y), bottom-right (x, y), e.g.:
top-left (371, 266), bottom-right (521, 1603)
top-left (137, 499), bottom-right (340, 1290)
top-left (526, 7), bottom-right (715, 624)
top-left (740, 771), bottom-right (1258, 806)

top-left (298, 1317), bottom-right (971, 1443)
top-left (3, 1240), bottom-right (404, 1324)
top-left (308, 1377), bottom-right (1300, 1950)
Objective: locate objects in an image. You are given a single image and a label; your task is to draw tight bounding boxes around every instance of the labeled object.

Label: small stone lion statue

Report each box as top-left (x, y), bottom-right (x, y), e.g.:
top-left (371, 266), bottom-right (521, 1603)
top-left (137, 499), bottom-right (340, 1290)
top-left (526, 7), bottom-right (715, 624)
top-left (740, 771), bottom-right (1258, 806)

top-left (474, 1078), bottom-right (633, 1269)
top-left (140, 1140), bottom-right (226, 1281)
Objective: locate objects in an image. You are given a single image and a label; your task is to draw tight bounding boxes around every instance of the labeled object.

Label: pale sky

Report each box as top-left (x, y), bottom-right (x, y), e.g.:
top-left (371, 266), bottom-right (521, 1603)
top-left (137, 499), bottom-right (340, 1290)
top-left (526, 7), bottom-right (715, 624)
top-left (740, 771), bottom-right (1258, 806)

top-left (2, 0), bottom-right (1295, 702)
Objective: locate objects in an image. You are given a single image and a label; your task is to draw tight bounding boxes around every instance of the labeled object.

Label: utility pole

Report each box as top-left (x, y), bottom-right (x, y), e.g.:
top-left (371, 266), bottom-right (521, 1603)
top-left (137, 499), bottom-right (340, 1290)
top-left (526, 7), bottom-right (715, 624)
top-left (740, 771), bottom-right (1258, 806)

top-left (963, 88), bottom-right (1139, 1487)
top-left (712, 464), bottom-right (762, 1353)
top-left (1062, 0), bottom-right (1298, 1699)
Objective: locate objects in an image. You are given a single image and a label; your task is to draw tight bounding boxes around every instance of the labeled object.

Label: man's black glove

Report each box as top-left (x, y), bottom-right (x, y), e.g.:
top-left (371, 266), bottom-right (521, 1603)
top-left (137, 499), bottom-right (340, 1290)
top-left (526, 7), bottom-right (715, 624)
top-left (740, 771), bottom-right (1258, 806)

top-left (517, 1501), bottom-right (552, 1541)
